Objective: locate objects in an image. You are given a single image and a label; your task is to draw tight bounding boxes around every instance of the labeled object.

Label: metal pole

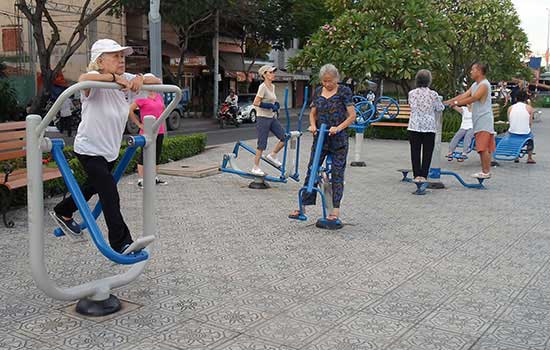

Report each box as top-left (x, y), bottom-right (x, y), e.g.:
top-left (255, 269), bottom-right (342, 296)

top-left (142, 116), bottom-right (156, 238)
top-left (149, 0), bottom-right (162, 78)
top-left (27, 19), bottom-right (37, 95)
top-left (428, 109), bottom-right (444, 189)
top-left (547, 8), bottom-right (550, 71)
top-left (213, 9), bottom-right (219, 118)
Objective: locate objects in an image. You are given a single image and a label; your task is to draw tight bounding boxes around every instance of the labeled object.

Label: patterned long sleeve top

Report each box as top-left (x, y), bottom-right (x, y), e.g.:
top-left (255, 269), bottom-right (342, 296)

top-left (407, 87), bottom-right (445, 133)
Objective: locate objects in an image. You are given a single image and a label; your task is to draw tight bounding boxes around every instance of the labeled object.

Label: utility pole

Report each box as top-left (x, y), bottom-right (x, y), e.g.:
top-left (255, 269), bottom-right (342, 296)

top-left (547, 8), bottom-right (550, 70)
top-left (27, 19), bottom-right (37, 95)
top-left (213, 8), bottom-right (219, 118)
top-left (149, 0), bottom-right (162, 79)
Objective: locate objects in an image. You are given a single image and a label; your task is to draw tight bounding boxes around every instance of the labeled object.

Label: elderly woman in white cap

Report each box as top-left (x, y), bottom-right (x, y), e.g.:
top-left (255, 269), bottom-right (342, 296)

top-left (51, 39), bottom-right (161, 254)
top-left (251, 65), bottom-right (286, 176)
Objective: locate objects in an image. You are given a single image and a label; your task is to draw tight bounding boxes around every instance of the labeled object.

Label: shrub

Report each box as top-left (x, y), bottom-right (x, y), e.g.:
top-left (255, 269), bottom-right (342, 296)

top-left (5, 133), bottom-right (207, 207)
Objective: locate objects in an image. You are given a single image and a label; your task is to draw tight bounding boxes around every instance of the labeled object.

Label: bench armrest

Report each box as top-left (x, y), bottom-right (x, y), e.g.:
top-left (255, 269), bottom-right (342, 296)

top-left (3, 163), bottom-right (14, 183)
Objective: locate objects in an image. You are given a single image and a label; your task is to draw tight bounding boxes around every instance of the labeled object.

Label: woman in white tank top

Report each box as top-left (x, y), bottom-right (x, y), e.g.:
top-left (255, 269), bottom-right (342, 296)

top-left (507, 92), bottom-right (535, 163)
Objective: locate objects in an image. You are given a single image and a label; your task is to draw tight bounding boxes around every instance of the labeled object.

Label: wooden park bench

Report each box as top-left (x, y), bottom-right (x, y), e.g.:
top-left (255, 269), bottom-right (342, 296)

top-left (0, 121), bottom-right (62, 228)
top-left (370, 103), bottom-right (501, 129)
top-left (371, 104), bottom-right (410, 128)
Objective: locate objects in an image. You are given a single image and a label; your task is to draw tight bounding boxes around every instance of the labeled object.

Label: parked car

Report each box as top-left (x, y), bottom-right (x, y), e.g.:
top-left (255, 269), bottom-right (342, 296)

top-left (125, 88), bottom-right (190, 134)
top-left (237, 93), bottom-right (257, 123)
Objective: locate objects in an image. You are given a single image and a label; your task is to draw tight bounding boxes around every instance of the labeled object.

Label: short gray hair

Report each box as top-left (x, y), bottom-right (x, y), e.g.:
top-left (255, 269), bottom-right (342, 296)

top-left (319, 64), bottom-right (340, 81)
top-left (415, 69), bottom-right (432, 88)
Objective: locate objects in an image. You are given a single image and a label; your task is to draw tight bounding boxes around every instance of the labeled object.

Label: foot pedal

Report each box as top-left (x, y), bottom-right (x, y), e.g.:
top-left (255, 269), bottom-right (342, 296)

top-left (413, 182), bottom-right (428, 195)
top-left (316, 218), bottom-right (343, 230)
top-left (122, 235), bottom-right (155, 255)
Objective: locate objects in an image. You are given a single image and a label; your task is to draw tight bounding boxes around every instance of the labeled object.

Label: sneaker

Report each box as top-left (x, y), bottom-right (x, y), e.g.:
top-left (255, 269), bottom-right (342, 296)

top-left (137, 179), bottom-right (143, 189)
top-left (50, 211), bottom-right (82, 239)
top-left (155, 177), bottom-right (168, 185)
top-left (471, 172), bottom-right (491, 179)
top-left (266, 153), bottom-right (282, 167)
top-left (250, 166), bottom-right (266, 176)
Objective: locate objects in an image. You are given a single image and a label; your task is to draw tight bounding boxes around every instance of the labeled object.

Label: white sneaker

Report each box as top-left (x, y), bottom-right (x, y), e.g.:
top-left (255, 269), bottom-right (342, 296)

top-left (266, 153), bottom-right (282, 167)
top-left (250, 166), bottom-right (266, 176)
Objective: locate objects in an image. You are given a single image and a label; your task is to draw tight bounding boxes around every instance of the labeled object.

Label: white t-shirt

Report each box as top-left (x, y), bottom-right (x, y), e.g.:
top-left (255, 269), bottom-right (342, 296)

top-left (74, 71), bottom-right (138, 162)
top-left (459, 107), bottom-right (473, 130)
top-left (508, 102), bottom-right (531, 134)
top-left (256, 82), bottom-right (277, 118)
top-left (225, 95), bottom-right (238, 107)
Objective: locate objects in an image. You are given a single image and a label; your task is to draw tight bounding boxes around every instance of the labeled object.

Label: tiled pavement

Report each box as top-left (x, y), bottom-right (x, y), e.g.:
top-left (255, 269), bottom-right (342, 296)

top-left (2, 111), bottom-right (550, 349)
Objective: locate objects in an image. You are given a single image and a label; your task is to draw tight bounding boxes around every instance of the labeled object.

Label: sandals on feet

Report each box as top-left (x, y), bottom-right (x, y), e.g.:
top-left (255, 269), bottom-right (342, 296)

top-left (327, 214), bottom-right (339, 222)
top-left (288, 209), bottom-right (303, 219)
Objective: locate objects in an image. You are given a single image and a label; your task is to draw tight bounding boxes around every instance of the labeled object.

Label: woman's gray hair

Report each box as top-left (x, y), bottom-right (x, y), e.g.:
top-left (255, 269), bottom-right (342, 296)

top-left (319, 64), bottom-right (340, 81)
top-left (415, 69), bottom-right (432, 88)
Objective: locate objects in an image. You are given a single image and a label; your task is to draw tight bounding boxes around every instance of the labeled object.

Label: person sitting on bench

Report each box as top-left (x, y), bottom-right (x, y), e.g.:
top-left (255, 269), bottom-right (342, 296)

top-left (508, 91), bottom-right (535, 164)
top-left (447, 104), bottom-right (474, 162)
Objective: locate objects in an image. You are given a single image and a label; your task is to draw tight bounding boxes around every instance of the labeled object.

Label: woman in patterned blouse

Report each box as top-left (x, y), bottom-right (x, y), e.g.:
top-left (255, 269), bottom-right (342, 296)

top-left (289, 64), bottom-right (356, 222)
top-left (408, 69), bottom-right (445, 182)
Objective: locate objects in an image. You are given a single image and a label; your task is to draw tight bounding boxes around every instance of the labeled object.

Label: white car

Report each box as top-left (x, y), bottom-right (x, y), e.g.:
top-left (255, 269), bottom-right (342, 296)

top-left (237, 94), bottom-right (257, 123)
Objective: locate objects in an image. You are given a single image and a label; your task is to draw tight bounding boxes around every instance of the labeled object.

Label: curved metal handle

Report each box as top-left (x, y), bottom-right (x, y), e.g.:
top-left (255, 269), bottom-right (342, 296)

top-left (37, 81), bottom-right (182, 138)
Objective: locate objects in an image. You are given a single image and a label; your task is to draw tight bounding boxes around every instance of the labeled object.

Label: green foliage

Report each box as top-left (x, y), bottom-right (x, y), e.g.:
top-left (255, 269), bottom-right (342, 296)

top-left (433, 0), bottom-right (530, 94)
top-left (0, 79), bottom-right (19, 122)
top-left (6, 134), bottom-right (207, 207)
top-left (289, 0), bottom-right (452, 84)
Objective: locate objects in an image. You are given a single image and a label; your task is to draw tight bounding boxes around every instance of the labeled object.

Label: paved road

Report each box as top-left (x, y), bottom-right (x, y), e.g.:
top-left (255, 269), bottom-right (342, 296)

top-left (3, 110), bottom-right (550, 349)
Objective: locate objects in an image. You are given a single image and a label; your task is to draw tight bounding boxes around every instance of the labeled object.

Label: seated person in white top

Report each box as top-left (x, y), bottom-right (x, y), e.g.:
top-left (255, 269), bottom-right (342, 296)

top-left (447, 104), bottom-right (474, 162)
top-left (507, 91), bottom-right (535, 164)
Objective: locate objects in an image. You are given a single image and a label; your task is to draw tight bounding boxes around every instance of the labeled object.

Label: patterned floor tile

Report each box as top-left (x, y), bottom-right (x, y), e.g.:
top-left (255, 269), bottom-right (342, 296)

top-left (305, 329), bottom-right (383, 350)
top-left (422, 310), bottom-right (492, 335)
top-left (483, 321), bottom-right (550, 349)
top-left (115, 283), bottom-right (177, 305)
top-left (0, 330), bottom-right (59, 350)
top-left (158, 293), bottom-right (223, 318)
top-left (337, 312), bottom-right (413, 340)
top-left (365, 297), bottom-right (434, 323)
top-left (232, 290), bottom-right (298, 314)
top-left (284, 301), bottom-right (354, 327)
top-left (312, 286), bottom-right (381, 311)
top-left (109, 307), bottom-right (186, 335)
top-left (200, 304), bottom-right (270, 332)
top-left (247, 315), bottom-right (326, 349)
top-left (161, 319), bottom-right (238, 349)
top-left (500, 302), bottom-right (550, 328)
top-left (214, 334), bottom-right (295, 350)
top-left (393, 326), bottom-right (476, 350)
top-left (59, 325), bottom-right (131, 350)
top-left (15, 310), bottom-right (92, 340)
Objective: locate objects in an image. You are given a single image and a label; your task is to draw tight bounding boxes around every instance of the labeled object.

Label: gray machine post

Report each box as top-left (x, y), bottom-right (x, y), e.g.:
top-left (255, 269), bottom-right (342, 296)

top-left (428, 108), bottom-right (445, 189)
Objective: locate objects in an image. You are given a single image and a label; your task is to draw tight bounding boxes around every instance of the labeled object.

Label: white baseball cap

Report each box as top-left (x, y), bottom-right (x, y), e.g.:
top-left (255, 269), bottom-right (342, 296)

top-left (90, 39), bottom-right (133, 63)
top-left (258, 65), bottom-right (277, 77)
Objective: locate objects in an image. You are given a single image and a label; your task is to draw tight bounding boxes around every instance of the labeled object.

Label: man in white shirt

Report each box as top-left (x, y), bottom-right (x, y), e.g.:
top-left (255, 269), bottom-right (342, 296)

top-left (225, 89), bottom-right (239, 117)
top-left (507, 92), bottom-right (535, 164)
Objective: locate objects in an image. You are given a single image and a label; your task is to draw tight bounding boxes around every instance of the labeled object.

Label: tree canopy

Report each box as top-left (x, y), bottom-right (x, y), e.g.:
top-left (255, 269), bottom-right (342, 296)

top-left (289, 0), bottom-right (531, 94)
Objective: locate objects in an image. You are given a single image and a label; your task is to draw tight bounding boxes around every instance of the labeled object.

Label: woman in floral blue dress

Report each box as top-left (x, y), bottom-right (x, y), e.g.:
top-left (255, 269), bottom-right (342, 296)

top-left (289, 64), bottom-right (356, 222)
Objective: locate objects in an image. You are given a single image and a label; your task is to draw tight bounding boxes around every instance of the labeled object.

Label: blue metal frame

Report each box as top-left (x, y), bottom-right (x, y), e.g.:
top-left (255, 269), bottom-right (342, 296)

top-left (220, 86), bottom-right (309, 183)
top-left (493, 133), bottom-right (533, 161)
top-left (50, 137), bottom-right (149, 265)
top-left (293, 124), bottom-right (333, 223)
top-left (427, 168), bottom-right (486, 189)
top-left (349, 96), bottom-right (400, 133)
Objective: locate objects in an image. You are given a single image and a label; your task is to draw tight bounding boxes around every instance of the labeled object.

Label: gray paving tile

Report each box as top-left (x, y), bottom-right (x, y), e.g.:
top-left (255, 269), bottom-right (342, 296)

top-left (160, 319), bottom-right (239, 349)
top-left (337, 312), bottom-right (412, 341)
top-left (246, 315), bottom-right (326, 349)
top-left (422, 309), bottom-right (492, 336)
top-left (365, 297), bottom-right (435, 323)
top-left (284, 301), bottom-right (355, 327)
top-left (304, 329), bottom-right (383, 350)
top-left (393, 326), bottom-right (476, 350)
top-left (312, 286), bottom-right (381, 311)
top-left (215, 334), bottom-right (295, 350)
top-left (199, 304), bottom-right (271, 332)
top-left (482, 321), bottom-right (550, 349)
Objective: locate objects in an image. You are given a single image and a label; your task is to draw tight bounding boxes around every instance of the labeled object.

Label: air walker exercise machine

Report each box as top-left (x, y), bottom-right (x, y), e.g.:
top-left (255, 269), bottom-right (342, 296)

top-left (349, 96), bottom-right (400, 166)
top-left (399, 109), bottom-right (487, 194)
top-left (26, 81), bottom-right (181, 316)
top-left (220, 87), bottom-right (309, 189)
top-left (290, 123), bottom-right (343, 230)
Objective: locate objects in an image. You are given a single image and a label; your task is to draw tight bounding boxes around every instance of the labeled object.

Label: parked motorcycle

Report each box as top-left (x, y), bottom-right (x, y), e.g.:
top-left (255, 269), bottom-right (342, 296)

top-left (218, 102), bottom-right (241, 128)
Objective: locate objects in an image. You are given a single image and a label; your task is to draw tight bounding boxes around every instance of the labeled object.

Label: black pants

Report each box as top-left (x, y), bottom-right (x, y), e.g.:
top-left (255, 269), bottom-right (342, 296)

top-left (54, 154), bottom-right (133, 252)
top-left (409, 131), bottom-right (435, 178)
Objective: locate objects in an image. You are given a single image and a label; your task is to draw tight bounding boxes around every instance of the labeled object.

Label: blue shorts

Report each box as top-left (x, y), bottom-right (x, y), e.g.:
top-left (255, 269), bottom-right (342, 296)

top-left (256, 117), bottom-right (286, 150)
